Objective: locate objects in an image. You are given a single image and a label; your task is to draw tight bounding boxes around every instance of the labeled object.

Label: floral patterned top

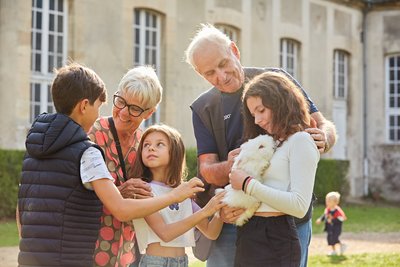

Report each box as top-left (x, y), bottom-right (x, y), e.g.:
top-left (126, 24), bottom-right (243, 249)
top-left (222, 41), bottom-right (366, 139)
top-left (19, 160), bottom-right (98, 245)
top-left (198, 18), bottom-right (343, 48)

top-left (88, 117), bottom-right (142, 267)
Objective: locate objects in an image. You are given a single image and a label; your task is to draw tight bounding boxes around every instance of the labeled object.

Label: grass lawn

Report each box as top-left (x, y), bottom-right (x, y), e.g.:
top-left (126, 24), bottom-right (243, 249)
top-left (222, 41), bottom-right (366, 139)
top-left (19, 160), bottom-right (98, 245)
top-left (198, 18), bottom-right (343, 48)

top-left (0, 220), bottom-right (19, 247)
top-left (312, 203), bottom-right (400, 234)
top-left (189, 253), bottom-right (400, 267)
top-left (188, 202), bottom-right (400, 267)
top-left (2, 202), bottom-right (400, 267)
top-left (189, 261), bottom-right (206, 267)
top-left (308, 253), bottom-right (400, 267)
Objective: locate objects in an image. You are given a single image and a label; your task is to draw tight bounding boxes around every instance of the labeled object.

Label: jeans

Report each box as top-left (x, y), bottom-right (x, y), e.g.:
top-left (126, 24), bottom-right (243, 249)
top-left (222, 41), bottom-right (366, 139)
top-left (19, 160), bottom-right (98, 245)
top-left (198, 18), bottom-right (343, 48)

top-left (206, 223), bottom-right (236, 267)
top-left (296, 219), bottom-right (312, 267)
top-left (139, 254), bottom-right (188, 267)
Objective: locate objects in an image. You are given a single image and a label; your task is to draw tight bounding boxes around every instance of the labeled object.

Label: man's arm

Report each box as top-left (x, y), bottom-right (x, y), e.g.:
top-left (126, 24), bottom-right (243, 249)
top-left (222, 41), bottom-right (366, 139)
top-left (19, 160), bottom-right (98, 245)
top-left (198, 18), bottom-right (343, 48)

top-left (192, 109), bottom-right (240, 186)
top-left (198, 154), bottom-right (230, 187)
top-left (198, 148), bottom-right (240, 187)
top-left (307, 112), bottom-right (337, 153)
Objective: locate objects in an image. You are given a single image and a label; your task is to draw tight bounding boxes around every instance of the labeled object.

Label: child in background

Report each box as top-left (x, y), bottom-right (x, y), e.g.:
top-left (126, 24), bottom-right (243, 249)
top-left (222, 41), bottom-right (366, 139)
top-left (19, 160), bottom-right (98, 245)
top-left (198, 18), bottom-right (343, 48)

top-left (316, 191), bottom-right (347, 256)
top-left (131, 124), bottom-right (226, 267)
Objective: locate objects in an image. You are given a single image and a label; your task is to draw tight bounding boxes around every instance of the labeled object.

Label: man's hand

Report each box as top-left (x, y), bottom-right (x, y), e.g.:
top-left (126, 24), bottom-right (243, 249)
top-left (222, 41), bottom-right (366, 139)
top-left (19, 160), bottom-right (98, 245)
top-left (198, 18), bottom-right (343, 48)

top-left (227, 148), bottom-right (241, 169)
top-left (305, 126), bottom-right (327, 153)
top-left (118, 178), bottom-right (153, 199)
top-left (307, 112), bottom-right (337, 154)
top-left (220, 206), bottom-right (245, 224)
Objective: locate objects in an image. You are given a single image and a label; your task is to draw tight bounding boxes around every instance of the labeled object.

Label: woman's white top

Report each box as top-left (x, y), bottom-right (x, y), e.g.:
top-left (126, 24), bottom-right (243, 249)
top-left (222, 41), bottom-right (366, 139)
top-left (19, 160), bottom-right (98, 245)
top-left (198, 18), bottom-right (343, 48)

top-left (246, 131), bottom-right (320, 218)
top-left (132, 181), bottom-right (196, 253)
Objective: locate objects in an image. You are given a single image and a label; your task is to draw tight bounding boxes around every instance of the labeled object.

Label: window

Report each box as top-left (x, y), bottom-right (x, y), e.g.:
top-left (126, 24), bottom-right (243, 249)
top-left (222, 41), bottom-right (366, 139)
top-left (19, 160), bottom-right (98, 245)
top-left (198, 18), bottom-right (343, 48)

top-left (134, 9), bottom-right (162, 127)
top-left (332, 50), bottom-right (350, 159)
top-left (215, 24), bottom-right (240, 45)
top-left (386, 54), bottom-right (400, 143)
top-left (30, 0), bottom-right (66, 122)
top-left (280, 39), bottom-right (300, 79)
top-left (30, 83), bottom-right (55, 121)
top-left (333, 50), bottom-right (349, 99)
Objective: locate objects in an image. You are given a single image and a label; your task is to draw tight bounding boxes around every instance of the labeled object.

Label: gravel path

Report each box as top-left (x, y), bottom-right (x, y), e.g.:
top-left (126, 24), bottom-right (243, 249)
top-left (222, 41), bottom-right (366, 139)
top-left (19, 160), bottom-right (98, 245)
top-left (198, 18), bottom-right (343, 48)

top-left (2, 232), bottom-right (399, 267)
top-left (308, 232), bottom-right (400, 255)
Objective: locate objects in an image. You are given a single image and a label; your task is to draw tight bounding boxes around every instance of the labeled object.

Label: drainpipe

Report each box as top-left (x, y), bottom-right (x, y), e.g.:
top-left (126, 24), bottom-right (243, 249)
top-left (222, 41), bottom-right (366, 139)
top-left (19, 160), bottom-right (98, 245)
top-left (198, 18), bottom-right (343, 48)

top-left (362, 2), bottom-right (372, 196)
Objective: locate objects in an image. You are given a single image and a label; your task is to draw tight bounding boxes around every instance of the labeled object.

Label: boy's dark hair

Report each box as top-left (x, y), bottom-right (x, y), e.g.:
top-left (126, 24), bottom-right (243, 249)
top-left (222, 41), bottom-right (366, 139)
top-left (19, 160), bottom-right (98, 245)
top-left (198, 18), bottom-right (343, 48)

top-left (51, 62), bottom-right (107, 115)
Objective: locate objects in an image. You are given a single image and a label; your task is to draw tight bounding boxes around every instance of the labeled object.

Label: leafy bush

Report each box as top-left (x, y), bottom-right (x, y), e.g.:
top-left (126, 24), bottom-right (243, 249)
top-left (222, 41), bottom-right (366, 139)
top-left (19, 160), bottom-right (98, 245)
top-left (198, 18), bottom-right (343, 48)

top-left (313, 159), bottom-right (350, 204)
top-left (0, 149), bottom-right (25, 219)
top-left (185, 147), bottom-right (198, 180)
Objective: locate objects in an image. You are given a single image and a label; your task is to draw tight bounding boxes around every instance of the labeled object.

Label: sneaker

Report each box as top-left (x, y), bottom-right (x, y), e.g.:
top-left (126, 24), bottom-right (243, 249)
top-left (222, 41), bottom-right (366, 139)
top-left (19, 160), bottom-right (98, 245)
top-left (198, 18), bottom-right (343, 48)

top-left (340, 243), bottom-right (347, 255)
top-left (327, 251), bottom-right (337, 256)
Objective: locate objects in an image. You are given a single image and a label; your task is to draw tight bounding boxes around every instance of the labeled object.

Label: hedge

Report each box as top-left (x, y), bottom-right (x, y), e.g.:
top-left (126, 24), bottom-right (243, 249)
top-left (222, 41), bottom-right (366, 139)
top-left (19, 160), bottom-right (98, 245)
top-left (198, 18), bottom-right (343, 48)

top-left (0, 148), bottom-right (349, 219)
top-left (185, 147), bottom-right (198, 180)
top-left (313, 159), bottom-right (350, 204)
top-left (0, 149), bottom-right (24, 219)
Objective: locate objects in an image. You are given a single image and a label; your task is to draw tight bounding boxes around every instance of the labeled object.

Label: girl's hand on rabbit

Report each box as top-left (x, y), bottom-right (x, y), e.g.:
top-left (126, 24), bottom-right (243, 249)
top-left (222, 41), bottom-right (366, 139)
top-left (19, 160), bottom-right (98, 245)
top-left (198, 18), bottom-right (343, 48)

top-left (171, 177), bottom-right (204, 203)
top-left (202, 191), bottom-right (227, 216)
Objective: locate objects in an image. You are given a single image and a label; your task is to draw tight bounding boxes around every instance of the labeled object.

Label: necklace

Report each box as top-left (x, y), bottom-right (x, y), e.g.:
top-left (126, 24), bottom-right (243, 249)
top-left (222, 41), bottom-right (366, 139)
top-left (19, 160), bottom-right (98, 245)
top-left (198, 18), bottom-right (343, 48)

top-left (122, 132), bottom-right (136, 162)
top-left (124, 145), bottom-right (134, 162)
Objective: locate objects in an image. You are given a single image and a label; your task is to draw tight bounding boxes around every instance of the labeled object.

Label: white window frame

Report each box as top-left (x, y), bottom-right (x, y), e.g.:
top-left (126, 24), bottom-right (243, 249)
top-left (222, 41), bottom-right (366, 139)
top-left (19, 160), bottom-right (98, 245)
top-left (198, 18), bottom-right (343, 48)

top-left (133, 9), bottom-right (162, 127)
top-left (333, 50), bottom-right (348, 99)
top-left (215, 24), bottom-right (240, 45)
top-left (30, 0), bottom-right (67, 122)
top-left (280, 39), bottom-right (299, 79)
top-left (386, 54), bottom-right (400, 143)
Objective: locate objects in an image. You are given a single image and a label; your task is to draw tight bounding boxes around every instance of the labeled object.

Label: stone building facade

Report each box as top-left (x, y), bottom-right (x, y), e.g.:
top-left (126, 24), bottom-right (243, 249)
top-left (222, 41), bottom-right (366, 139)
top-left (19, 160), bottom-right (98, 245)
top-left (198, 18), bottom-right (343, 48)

top-left (1, 0), bottom-right (399, 200)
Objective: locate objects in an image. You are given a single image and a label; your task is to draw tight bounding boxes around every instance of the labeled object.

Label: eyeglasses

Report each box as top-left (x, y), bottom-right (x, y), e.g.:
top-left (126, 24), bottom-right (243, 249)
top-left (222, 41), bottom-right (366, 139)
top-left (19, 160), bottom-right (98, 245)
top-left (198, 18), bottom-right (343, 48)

top-left (113, 94), bottom-right (149, 117)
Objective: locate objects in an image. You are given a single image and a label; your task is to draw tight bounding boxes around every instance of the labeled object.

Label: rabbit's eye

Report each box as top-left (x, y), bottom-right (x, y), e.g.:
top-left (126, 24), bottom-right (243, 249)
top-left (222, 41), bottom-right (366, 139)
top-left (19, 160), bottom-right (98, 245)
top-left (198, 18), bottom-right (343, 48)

top-left (259, 145), bottom-right (265, 149)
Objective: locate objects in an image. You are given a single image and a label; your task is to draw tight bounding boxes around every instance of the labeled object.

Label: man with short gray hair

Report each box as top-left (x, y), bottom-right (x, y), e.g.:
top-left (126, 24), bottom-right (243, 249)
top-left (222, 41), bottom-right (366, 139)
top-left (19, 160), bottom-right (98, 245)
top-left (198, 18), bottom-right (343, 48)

top-left (186, 23), bottom-right (336, 267)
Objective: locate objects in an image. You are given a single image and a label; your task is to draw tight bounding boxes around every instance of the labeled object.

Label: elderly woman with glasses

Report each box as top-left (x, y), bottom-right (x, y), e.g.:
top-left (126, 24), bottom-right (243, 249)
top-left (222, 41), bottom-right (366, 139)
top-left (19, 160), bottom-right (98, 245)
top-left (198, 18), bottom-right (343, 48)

top-left (88, 66), bottom-right (163, 267)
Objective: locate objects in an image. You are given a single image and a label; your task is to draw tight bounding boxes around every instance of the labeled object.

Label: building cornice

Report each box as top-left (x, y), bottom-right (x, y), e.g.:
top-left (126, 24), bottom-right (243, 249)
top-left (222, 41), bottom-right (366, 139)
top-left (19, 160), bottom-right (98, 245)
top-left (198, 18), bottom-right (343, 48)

top-left (327, 0), bottom-right (400, 10)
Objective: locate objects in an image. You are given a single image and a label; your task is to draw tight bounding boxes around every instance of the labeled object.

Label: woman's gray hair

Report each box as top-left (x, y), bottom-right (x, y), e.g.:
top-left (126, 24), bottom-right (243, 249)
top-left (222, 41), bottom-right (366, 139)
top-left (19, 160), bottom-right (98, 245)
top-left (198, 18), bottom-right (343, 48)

top-left (117, 66), bottom-right (163, 109)
top-left (185, 23), bottom-right (232, 68)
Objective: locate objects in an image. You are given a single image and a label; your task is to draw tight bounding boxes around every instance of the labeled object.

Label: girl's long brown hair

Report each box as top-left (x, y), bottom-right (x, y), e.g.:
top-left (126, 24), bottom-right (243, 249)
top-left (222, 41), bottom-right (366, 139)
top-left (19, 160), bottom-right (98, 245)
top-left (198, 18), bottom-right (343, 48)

top-left (129, 124), bottom-right (187, 188)
top-left (242, 71), bottom-right (311, 142)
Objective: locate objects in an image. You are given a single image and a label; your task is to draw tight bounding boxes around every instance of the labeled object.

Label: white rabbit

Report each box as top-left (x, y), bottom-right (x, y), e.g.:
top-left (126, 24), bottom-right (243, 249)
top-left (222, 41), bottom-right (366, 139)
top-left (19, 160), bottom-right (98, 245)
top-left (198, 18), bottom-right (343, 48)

top-left (216, 134), bottom-right (276, 226)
